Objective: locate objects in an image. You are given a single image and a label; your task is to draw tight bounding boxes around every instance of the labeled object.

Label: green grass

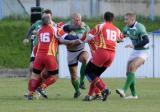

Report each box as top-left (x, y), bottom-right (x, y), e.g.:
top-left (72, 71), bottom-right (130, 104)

top-left (0, 78), bottom-right (159, 112)
top-left (0, 20), bottom-right (30, 68)
top-left (0, 18), bottom-right (159, 68)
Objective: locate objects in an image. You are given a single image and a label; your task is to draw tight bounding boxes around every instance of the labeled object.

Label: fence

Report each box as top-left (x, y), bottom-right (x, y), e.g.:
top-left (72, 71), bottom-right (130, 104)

top-left (58, 33), bottom-right (160, 78)
top-left (19, 0), bottom-right (159, 19)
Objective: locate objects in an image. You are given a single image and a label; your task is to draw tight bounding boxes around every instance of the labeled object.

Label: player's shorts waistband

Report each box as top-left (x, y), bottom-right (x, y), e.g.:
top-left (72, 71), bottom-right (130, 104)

top-left (68, 48), bottom-right (84, 52)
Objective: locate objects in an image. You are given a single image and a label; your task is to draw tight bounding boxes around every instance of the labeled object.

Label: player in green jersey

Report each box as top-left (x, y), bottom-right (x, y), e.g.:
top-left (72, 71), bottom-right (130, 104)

top-left (63, 13), bottom-right (90, 98)
top-left (116, 13), bottom-right (149, 99)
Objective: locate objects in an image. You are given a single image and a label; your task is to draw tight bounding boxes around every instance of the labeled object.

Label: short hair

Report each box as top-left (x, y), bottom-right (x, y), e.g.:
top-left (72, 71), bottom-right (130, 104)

top-left (104, 12), bottom-right (114, 22)
top-left (42, 9), bottom-right (52, 16)
top-left (125, 12), bottom-right (136, 19)
top-left (71, 13), bottom-right (81, 19)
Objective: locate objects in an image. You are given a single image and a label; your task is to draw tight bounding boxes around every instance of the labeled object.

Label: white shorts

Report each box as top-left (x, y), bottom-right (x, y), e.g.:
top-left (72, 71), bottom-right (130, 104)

top-left (67, 48), bottom-right (87, 66)
top-left (128, 49), bottom-right (149, 61)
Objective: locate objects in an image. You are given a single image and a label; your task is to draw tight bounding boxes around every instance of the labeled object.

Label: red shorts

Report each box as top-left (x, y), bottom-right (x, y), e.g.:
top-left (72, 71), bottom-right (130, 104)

top-left (91, 48), bottom-right (115, 68)
top-left (33, 54), bottom-right (58, 71)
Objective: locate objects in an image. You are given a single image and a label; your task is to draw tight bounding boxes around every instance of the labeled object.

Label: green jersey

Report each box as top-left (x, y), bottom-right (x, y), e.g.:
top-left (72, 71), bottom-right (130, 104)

top-left (66, 21), bottom-right (90, 51)
top-left (30, 20), bottom-right (42, 46)
top-left (123, 22), bottom-right (149, 50)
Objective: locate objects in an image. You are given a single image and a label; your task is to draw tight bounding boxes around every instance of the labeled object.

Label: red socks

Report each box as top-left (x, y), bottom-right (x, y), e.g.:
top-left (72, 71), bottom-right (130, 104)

top-left (88, 77), bottom-right (106, 96)
top-left (93, 77), bottom-right (106, 91)
top-left (40, 76), bottom-right (58, 89)
top-left (28, 78), bottom-right (41, 95)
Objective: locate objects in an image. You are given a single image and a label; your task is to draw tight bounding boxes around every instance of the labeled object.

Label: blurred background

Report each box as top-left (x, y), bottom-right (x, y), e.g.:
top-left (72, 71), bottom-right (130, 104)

top-left (0, 0), bottom-right (159, 20)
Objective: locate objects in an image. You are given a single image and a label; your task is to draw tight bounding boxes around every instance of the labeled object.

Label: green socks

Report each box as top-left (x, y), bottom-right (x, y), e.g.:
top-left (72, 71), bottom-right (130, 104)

top-left (130, 80), bottom-right (137, 96)
top-left (72, 79), bottom-right (80, 92)
top-left (80, 63), bottom-right (86, 85)
top-left (123, 72), bottom-right (135, 93)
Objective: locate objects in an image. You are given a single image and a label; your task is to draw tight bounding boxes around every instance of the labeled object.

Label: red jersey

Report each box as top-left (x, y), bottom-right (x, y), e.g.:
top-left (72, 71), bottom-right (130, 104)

top-left (36, 24), bottom-right (66, 56)
top-left (88, 36), bottom-right (100, 56)
top-left (87, 22), bottom-right (123, 52)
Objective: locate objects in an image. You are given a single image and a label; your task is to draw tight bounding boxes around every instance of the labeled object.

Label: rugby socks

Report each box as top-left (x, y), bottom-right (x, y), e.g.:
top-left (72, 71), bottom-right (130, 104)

top-left (130, 80), bottom-right (137, 96)
top-left (95, 86), bottom-right (101, 95)
top-left (93, 77), bottom-right (106, 91)
top-left (88, 82), bottom-right (101, 96)
top-left (88, 82), bottom-right (96, 96)
top-left (80, 63), bottom-right (86, 85)
top-left (28, 78), bottom-right (41, 95)
top-left (72, 79), bottom-right (80, 92)
top-left (40, 76), bottom-right (58, 89)
top-left (123, 72), bottom-right (135, 93)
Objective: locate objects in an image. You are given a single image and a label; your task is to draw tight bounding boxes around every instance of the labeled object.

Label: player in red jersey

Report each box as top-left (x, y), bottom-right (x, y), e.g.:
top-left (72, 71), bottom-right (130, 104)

top-left (26, 14), bottom-right (75, 100)
top-left (76, 12), bottom-right (124, 101)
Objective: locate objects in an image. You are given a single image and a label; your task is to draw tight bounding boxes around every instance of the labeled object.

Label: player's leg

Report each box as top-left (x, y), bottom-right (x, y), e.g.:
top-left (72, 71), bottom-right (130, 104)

top-left (37, 70), bottom-right (58, 99)
top-left (116, 57), bottom-right (145, 98)
top-left (28, 47), bottom-right (36, 79)
top-left (69, 65), bottom-right (81, 98)
top-left (27, 68), bottom-right (41, 100)
top-left (37, 56), bottom-right (59, 99)
top-left (78, 51), bottom-right (89, 89)
top-left (88, 49), bottom-right (114, 101)
top-left (84, 61), bottom-right (110, 101)
top-left (26, 56), bottom-right (43, 100)
top-left (67, 51), bottom-right (81, 98)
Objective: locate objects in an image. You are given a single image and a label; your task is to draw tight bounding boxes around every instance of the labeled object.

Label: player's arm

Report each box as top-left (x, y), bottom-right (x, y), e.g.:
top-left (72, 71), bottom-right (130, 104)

top-left (117, 29), bottom-right (124, 43)
top-left (56, 27), bottom-right (78, 45)
top-left (134, 35), bottom-right (149, 48)
top-left (23, 23), bottom-right (36, 45)
top-left (78, 24), bottom-right (101, 43)
top-left (23, 27), bottom-right (35, 45)
top-left (134, 24), bottom-right (149, 49)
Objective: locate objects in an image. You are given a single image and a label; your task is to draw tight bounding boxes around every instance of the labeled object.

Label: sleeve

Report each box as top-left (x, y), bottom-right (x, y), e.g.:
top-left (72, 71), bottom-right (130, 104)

top-left (80, 24), bottom-right (101, 43)
top-left (117, 29), bottom-right (124, 41)
top-left (137, 23), bottom-right (148, 38)
top-left (122, 26), bottom-right (128, 37)
top-left (55, 27), bottom-right (75, 45)
top-left (134, 35), bottom-right (149, 48)
top-left (56, 27), bottom-right (67, 39)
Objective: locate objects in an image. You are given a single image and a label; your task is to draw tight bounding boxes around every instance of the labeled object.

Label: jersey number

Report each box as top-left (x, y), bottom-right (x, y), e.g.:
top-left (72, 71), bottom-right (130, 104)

top-left (106, 29), bottom-right (117, 41)
top-left (40, 32), bottom-right (50, 43)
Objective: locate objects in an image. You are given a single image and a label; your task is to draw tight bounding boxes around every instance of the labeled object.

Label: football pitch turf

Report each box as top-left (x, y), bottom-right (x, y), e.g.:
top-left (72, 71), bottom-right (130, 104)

top-left (0, 78), bottom-right (159, 112)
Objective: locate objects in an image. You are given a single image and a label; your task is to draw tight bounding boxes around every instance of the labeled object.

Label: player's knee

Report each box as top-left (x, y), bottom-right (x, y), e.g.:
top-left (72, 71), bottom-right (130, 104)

top-left (33, 68), bottom-right (41, 74)
top-left (81, 59), bottom-right (88, 64)
top-left (70, 72), bottom-right (77, 80)
top-left (128, 63), bottom-right (136, 72)
top-left (79, 52), bottom-right (89, 63)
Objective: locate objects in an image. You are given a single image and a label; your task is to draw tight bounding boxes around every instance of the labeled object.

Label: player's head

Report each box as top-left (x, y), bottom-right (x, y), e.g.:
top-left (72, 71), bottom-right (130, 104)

top-left (42, 14), bottom-right (51, 25)
top-left (71, 13), bottom-right (82, 26)
top-left (104, 12), bottom-right (114, 22)
top-left (42, 9), bottom-right (52, 21)
top-left (124, 13), bottom-right (136, 26)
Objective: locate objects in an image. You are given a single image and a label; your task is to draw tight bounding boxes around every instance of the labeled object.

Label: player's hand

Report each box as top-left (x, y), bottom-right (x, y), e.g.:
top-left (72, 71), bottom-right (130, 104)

top-left (23, 38), bottom-right (29, 45)
top-left (33, 30), bottom-right (38, 35)
top-left (125, 44), bottom-right (134, 48)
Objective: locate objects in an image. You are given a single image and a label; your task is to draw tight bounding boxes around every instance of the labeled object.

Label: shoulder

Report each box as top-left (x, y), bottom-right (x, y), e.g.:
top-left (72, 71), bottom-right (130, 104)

top-left (123, 25), bottom-right (129, 31)
top-left (32, 20), bottom-right (42, 28)
top-left (81, 22), bottom-right (90, 30)
top-left (35, 20), bottom-right (42, 25)
top-left (135, 22), bottom-right (146, 30)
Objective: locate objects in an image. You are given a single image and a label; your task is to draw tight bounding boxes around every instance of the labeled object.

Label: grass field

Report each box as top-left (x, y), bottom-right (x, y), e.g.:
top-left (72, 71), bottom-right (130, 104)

top-left (0, 78), bottom-right (159, 112)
